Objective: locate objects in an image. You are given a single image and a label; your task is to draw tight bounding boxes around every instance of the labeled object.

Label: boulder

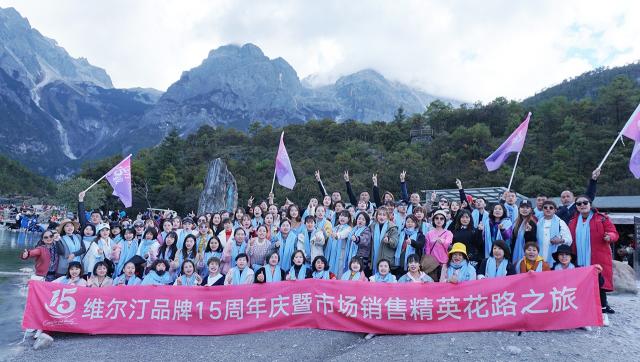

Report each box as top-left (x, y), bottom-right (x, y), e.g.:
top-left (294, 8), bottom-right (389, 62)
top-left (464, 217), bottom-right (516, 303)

top-left (612, 260), bottom-right (638, 294)
top-left (197, 158), bottom-right (238, 215)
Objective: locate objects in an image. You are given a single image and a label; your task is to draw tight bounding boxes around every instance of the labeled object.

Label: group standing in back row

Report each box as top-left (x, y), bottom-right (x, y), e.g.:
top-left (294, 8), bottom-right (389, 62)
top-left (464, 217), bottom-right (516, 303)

top-left (20, 168), bottom-right (618, 324)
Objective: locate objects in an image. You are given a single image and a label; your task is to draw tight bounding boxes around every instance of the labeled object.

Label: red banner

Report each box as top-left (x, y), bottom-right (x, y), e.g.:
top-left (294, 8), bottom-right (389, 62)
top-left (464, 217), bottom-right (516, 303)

top-left (23, 267), bottom-right (602, 335)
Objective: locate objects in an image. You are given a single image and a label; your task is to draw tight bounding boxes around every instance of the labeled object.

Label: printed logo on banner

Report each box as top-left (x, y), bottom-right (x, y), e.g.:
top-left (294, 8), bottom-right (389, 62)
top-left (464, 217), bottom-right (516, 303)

top-left (43, 288), bottom-right (78, 325)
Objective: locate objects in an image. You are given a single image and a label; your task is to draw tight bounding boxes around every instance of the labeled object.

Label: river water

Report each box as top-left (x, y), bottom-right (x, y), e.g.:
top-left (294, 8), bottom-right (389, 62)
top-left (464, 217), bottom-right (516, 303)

top-left (0, 230), bottom-right (40, 350)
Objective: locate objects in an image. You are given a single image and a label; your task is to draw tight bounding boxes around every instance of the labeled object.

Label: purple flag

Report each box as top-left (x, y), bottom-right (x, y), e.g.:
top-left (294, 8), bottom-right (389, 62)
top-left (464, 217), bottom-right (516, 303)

top-left (630, 142), bottom-right (640, 178)
top-left (105, 154), bottom-right (132, 207)
top-left (275, 132), bottom-right (296, 190)
top-left (485, 112), bottom-right (531, 172)
top-left (622, 103), bottom-right (640, 178)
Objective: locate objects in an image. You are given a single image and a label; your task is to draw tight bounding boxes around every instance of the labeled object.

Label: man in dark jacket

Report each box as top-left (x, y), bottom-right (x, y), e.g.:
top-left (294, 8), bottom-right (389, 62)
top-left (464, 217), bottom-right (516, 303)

top-left (556, 168), bottom-right (599, 224)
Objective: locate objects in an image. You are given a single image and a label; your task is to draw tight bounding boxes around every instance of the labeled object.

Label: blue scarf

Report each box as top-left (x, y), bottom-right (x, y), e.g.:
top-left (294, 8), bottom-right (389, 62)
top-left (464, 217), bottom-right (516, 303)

top-left (553, 263), bottom-right (576, 271)
top-left (534, 208), bottom-right (544, 220)
top-left (112, 235), bottom-right (123, 244)
top-left (230, 240), bottom-right (247, 269)
top-left (394, 228), bottom-right (416, 270)
top-left (447, 260), bottom-right (473, 281)
top-left (115, 239), bottom-right (138, 276)
top-left (251, 217), bottom-right (264, 229)
top-left (537, 215), bottom-right (561, 264)
top-left (346, 226), bottom-right (366, 265)
top-left (394, 211), bottom-right (406, 230)
top-left (373, 272), bottom-right (396, 283)
top-left (115, 274), bottom-right (141, 286)
top-left (203, 251), bottom-right (222, 264)
top-left (503, 203), bottom-right (517, 221)
top-left (419, 220), bottom-right (429, 235)
top-left (472, 209), bottom-right (492, 258)
top-left (301, 229), bottom-right (314, 261)
top-left (141, 270), bottom-right (172, 285)
top-left (485, 257), bottom-right (508, 278)
top-left (137, 239), bottom-right (156, 258)
top-left (325, 224), bottom-right (350, 275)
top-left (277, 232), bottom-right (297, 271)
top-left (575, 212), bottom-right (593, 266)
top-left (61, 234), bottom-right (82, 262)
top-left (372, 222), bottom-right (388, 274)
top-left (512, 222), bottom-right (527, 264)
top-left (265, 265), bottom-right (283, 282)
top-left (488, 218), bottom-right (512, 256)
top-left (288, 264), bottom-right (308, 280)
top-left (340, 270), bottom-right (362, 281)
top-left (312, 270), bottom-right (330, 279)
top-left (232, 267), bottom-right (248, 285)
top-left (177, 249), bottom-right (197, 266)
top-left (178, 273), bottom-right (199, 286)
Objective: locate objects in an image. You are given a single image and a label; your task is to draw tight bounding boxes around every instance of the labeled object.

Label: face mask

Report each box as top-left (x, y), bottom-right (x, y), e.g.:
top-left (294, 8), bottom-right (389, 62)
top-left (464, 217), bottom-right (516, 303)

top-left (156, 269), bottom-right (166, 276)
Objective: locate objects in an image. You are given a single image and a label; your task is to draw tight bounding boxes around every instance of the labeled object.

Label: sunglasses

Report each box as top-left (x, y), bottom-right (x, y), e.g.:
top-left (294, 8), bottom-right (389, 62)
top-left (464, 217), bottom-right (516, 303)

top-left (42, 235), bottom-right (52, 239)
top-left (575, 201), bottom-right (590, 206)
top-left (434, 217), bottom-right (445, 221)
top-left (543, 206), bottom-right (555, 210)
top-left (135, 225), bottom-right (144, 228)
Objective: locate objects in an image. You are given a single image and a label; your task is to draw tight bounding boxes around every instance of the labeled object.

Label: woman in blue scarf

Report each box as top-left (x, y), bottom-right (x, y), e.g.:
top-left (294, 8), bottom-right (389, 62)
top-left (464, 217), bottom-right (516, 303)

top-left (441, 242), bottom-right (476, 283)
top-left (224, 253), bottom-right (255, 285)
top-left (487, 204), bottom-right (513, 257)
top-left (174, 260), bottom-right (203, 286)
top-left (551, 244), bottom-right (577, 271)
top-left (340, 257), bottom-right (367, 281)
top-left (222, 228), bottom-right (247, 274)
top-left (56, 219), bottom-right (85, 276)
top-left (309, 255), bottom-right (336, 280)
top-left (255, 252), bottom-right (286, 283)
top-left (136, 227), bottom-right (159, 261)
top-left (287, 250), bottom-right (310, 280)
top-left (141, 259), bottom-right (173, 285)
top-left (113, 260), bottom-right (142, 286)
top-left (275, 220), bottom-right (298, 271)
top-left (394, 215), bottom-right (425, 272)
top-left (477, 240), bottom-right (516, 279)
top-left (510, 201), bottom-right (537, 265)
top-left (114, 227), bottom-right (138, 277)
top-left (369, 259), bottom-right (397, 282)
top-left (325, 210), bottom-right (353, 275)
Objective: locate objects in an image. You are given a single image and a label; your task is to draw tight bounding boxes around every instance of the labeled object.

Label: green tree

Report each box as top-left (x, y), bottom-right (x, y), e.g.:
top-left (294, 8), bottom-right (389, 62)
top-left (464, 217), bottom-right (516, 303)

top-left (54, 177), bottom-right (106, 210)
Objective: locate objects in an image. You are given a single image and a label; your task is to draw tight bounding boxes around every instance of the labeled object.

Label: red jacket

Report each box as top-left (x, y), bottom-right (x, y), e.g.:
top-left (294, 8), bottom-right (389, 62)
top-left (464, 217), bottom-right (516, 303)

top-left (21, 245), bottom-right (58, 277)
top-left (569, 210), bottom-right (619, 291)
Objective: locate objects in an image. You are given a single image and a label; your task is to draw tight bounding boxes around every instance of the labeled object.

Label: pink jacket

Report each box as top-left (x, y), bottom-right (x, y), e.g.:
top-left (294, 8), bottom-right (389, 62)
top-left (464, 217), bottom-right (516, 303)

top-left (424, 229), bottom-right (453, 264)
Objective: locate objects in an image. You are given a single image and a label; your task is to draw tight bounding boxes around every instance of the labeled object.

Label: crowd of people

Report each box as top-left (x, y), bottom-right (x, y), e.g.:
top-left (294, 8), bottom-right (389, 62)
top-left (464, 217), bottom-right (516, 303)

top-left (20, 168), bottom-right (619, 329)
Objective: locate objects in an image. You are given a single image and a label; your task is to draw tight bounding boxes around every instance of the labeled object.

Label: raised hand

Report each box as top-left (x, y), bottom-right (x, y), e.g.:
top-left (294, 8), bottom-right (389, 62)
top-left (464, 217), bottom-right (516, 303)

top-left (343, 170), bottom-right (350, 182)
top-left (314, 170), bottom-right (321, 181)
top-left (372, 174), bottom-right (378, 186)
top-left (400, 170), bottom-right (406, 182)
top-left (248, 196), bottom-right (254, 207)
top-left (592, 168), bottom-right (601, 181)
top-left (455, 179), bottom-right (462, 189)
top-left (21, 249), bottom-right (28, 259)
top-left (78, 191), bottom-right (86, 202)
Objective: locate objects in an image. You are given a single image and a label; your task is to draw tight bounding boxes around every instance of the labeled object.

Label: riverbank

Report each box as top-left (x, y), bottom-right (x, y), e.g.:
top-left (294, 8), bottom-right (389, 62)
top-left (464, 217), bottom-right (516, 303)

top-left (3, 293), bottom-right (639, 362)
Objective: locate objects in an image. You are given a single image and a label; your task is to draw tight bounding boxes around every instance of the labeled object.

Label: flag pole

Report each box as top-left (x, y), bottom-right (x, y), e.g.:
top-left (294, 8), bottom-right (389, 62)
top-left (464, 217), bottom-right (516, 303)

top-left (270, 167), bottom-right (277, 195)
top-left (507, 152), bottom-right (521, 190)
top-left (82, 154), bottom-right (132, 193)
top-left (598, 102), bottom-right (640, 169)
top-left (597, 133), bottom-right (623, 170)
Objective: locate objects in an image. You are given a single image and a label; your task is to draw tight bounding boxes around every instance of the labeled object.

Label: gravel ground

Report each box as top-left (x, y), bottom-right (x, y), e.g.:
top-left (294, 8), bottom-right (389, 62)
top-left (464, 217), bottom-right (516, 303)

top-left (3, 293), bottom-right (639, 362)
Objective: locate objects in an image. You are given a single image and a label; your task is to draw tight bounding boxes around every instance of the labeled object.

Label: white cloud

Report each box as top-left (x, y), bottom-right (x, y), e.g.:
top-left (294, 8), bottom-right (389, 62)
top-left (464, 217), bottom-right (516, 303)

top-left (1, 0), bottom-right (638, 102)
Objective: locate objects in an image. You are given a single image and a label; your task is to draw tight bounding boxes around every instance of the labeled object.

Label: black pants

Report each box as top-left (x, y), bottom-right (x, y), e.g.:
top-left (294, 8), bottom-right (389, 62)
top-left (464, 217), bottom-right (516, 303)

top-left (600, 289), bottom-right (608, 308)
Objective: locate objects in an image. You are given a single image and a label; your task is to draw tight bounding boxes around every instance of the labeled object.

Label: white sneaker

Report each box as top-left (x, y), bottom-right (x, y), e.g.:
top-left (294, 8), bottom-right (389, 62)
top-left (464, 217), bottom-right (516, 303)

top-left (581, 326), bottom-right (592, 331)
top-left (602, 313), bottom-right (610, 327)
top-left (364, 333), bottom-right (376, 340)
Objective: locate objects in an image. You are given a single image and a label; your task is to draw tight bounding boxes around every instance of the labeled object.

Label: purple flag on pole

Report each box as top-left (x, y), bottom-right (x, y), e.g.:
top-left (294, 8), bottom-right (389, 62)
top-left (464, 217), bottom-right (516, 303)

top-left (275, 132), bottom-right (296, 190)
top-left (484, 112), bottom-right (531, 172)
top-left (105, 154), bottom-right (132, 207)
top-left (622, 102), bottom-right (640, 178)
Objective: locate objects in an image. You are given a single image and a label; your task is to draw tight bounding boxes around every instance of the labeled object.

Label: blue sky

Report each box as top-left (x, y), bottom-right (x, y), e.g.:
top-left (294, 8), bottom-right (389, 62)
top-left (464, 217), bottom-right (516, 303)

top-left (1, 0), bottom-right (638, 102)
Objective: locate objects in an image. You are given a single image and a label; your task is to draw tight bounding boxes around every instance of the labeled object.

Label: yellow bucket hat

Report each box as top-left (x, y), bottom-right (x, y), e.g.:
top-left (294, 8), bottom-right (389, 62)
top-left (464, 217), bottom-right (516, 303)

top-left (448, 242), bottom-right (468, 258)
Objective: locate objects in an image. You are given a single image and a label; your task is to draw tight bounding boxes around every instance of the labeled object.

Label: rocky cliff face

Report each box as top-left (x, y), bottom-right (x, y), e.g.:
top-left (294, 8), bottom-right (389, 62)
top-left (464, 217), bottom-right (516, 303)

top-left (0, 7), bottom-right (455, 177)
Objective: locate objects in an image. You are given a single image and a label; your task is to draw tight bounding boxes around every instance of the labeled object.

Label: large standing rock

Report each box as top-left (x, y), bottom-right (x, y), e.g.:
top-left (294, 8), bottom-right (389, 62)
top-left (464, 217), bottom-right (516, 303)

top-left (198, 158), bottom-right (238, 214)
top-left (612, 260), bottom-right (638, 294)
